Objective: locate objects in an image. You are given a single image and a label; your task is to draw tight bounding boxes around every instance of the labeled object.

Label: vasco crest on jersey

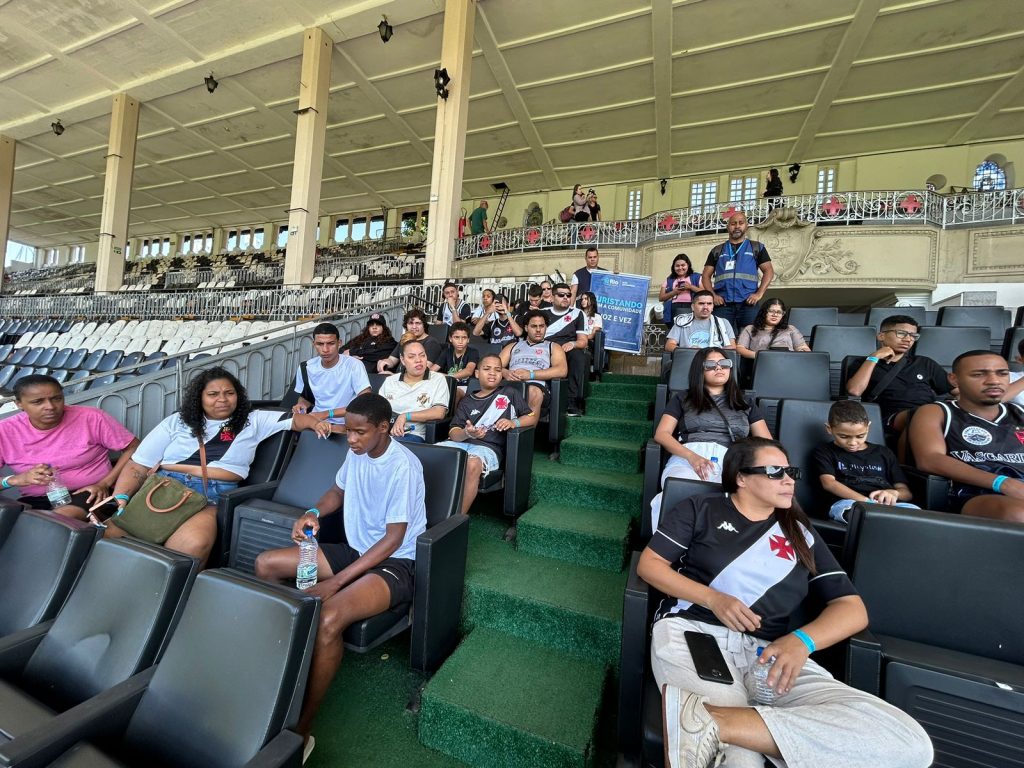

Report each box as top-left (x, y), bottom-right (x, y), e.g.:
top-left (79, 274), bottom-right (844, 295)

top-left (961, 426), bottom-right (992, 446)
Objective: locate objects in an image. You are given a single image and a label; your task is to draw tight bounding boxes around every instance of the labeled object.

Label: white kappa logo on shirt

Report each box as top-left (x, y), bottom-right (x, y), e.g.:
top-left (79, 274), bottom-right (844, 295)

top-left (717, 521), bottom-right (738, 533)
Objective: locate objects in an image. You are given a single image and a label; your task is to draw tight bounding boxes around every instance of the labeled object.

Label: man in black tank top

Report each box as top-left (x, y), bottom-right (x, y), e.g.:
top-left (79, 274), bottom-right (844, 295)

top-left (910, 350), bottom-right (1024, 522)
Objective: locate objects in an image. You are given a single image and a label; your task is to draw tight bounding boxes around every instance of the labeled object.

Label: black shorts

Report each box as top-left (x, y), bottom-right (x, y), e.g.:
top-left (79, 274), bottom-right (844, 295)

top-left (20, 491), bottom-right (118, 518)
top-left (525, 381), bottom-right (552, 412)
top-left (320, 543), bottom-right (415, 608)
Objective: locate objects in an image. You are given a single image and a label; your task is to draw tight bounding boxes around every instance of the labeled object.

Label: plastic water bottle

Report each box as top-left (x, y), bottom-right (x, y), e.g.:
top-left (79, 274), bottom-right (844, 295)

top-left (296, 529), bottom-right (318, 590)
top-left (706, 456), bottom-right (722, 483)
top-left (46, 470), bottom-right (72, 508)
top-left (751, 647), bottom-right (777, 706)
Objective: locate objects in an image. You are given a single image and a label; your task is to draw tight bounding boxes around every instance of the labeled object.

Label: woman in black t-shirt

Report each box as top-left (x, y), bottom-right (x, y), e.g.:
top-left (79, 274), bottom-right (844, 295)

top-left (639, 437), bottom-right (932, 768)
top-left (342, 313), bottom-right (397, 374)
top-left (651, 348), bottom-right (770, 527)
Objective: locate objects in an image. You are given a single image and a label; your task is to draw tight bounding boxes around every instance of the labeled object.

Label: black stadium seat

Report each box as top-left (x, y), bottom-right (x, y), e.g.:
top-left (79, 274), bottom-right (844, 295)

top-left (787, 306), bottom-right (838, 338)
top-left (1002, 326), bottom-right (1024, 361)
top-left (0, 510), bottom-right (98, 640)
top-left (49, 369), bottom-right (71, 384)
top-left (845, 505), bottom-right (1024, 768)
top-left (137, 351), bottom-right (168, 375)
top-left (810, 325), bottom-right (878, 398)
top-left (5, 366), bottom-right (36, 394)
top-left (121, 351), bottom-right (146, 369)
top-left (96, 350), bottom-right (124, 372)
top-left (0, 569), bottom-right (320, 768)
top-left (80, 349), bottom-right (106, 372)
top-left (750, 351), bottom-right (831, 433)
top-left (49, 347), bottom-right (73, 369)
top-left (0, 365), bottom-right (16, 392)
top-left (0, 539), bottom-right (197, 751)
top-left (866, 306), bottom-right (925, 329)
top-left (64, 369), bottom-right (92, 395)
top-left (914, 326), bottom-right (990, 369)
top-left (8, 347), bottom-right (31, 366)
top-left (65, 347), bottom-right (89, 370)
top-left (33, 346), bottom-right (57, 368)
top-left (478, 426), bottom-right (535, 518)
top-left (937, 305), bottom-right (1009, 351)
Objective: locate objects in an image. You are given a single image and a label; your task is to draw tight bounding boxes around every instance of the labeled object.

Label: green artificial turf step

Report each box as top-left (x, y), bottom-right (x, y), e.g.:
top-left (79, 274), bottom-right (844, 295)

top-left (602, 373), bottom-right (659, 385)
top-left (462, 527), bottom-right (626, 664)
top-left (566, 415), bottom-right (653, 443)
top-left (559, 436), bottom-right (642, 473)
top-left (587, 381), bottom-right (656, 402)
top-left (583, 396), bottom-right (650, 421)
top-left (419, 628), bottom-right (606, 768)
top-left (530, 457), bottom-right (643, 516)
top-left (516, 503), bottom-right (631, 571)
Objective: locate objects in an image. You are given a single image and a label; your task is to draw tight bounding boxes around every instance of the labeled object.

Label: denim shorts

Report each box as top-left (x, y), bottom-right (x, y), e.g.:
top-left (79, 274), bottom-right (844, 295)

top-left (436, 441), bottom-right (500, 474)
top-left (158, 470), bottom-right (238, 505)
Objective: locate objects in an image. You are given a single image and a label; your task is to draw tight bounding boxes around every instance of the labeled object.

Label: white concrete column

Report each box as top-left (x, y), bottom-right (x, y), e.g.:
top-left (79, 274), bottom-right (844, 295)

top-left (0, 136), bottom-right (14, 268)
top-left (283, 28), bottom-right (332, 286)
top-left (424, 0), bottom-right (475, 282)
top-left (95, 93), bottom-right (140, 293)
top-left (83, 241), bottom-right (99, 264)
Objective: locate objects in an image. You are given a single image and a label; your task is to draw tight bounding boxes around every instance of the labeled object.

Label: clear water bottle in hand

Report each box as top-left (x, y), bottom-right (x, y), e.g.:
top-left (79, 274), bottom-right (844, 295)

top-left (706, 456), bottom-right (722, 483)
top-left (296, 527), bottom-right (318, 591)
top-left (751, 646), bottom-right (777, 706)
top-left (46, 469), bottom-right (72, 508)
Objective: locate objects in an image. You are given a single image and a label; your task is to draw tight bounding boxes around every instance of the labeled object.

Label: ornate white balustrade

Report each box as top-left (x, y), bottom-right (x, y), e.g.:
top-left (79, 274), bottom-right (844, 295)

top-left (455, 188), bottom-right (1024, 260)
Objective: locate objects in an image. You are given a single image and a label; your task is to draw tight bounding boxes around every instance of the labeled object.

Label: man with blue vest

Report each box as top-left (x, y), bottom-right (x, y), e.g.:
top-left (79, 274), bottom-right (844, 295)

top-left (700, 211), bottom-right (774, 333)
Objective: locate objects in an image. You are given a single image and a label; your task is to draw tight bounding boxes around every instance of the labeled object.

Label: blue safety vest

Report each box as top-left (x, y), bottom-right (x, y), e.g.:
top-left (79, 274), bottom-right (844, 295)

top-left (710, 240), bottom-right (762, 303)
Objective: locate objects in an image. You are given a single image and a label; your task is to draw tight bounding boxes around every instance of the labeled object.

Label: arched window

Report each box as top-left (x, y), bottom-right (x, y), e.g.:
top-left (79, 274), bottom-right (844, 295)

top-left (973, 160), bottom-right (1006, 191)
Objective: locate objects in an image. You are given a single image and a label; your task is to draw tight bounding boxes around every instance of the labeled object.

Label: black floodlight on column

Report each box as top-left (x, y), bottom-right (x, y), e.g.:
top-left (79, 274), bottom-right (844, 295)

top-left (204, 72), bottom-right (219, 94)
top-left (434, 67), bottom-right (451, 100)
top-left (788, 163), bottom-right (801, 183)
top-left (378, 15), bottom-right (393, 43)
top-left (51, 119), bottom-right (64, 136)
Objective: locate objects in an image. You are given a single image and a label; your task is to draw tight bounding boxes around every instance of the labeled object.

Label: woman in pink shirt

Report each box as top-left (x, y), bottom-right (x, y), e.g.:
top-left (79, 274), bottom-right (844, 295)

top-left (0, 375), bottom-right (140, 521)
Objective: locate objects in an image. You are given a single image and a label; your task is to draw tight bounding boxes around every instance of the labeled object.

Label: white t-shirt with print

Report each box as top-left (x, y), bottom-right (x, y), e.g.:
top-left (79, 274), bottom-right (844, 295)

top-left (294, 355), bottom-right (371, 423)
top-left (378, 372), bottom-right (451, 440)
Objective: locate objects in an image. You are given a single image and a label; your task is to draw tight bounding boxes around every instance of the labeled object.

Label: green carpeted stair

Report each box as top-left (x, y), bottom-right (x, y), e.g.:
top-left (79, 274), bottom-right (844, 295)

top-left (416, 371), bottom-right (659, 768)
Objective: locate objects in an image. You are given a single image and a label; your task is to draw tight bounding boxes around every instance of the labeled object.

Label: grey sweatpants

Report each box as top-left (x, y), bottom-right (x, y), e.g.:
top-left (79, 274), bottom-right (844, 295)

top-left (651, 617), bottom-right (933, 768)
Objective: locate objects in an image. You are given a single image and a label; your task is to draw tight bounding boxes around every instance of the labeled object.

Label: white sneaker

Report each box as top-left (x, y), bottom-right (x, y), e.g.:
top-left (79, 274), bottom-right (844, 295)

top-left (302, 734), bottom-right (316, 765)
top-left (662, 685), bottom-right (723, 768)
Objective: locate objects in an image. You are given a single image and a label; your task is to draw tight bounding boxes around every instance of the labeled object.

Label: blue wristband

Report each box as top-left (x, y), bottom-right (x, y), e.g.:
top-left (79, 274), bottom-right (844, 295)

top-left (114, 493), bottom-right (130, 503)
top-left (307, 508), bottom-right (320, 518)
top-left (866, 356), bottom-right (880, 363)
top-left (0, 476), bottom-right (11, 490)
top-left (327, 409), bottom-right (335, 419)
top-left (792, 629), bottom-right (816, 653)
top-left (992, 475), bottom-right (1008, 494)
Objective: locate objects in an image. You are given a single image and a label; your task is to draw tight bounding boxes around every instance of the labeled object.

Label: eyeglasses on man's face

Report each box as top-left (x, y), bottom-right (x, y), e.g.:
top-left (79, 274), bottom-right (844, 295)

top-left (554, 292), bottom-right (571, 298)
top-left (884, 329), bottom-right (921, 340)
top-left (702, 359), bottom-right (733, 371)
top-left (740, 465), bottom-right (802, 480)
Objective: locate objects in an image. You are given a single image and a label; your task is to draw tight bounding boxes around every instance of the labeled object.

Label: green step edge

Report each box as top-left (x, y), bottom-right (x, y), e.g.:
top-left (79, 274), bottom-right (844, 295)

top-left (516, 503), bottom-right (631, 572)
top-left (582, 397), bottom-right (650, 420)
top-left (559, 436), bottom-right (642, 473)
top-left (420, 628), bottom-right (606, 768)
top-left (529, 459), bottom-right (643, 517)
top-left (462, 532), bottom-right (626, 664)
top-left (566, 415), bottom-right (653, 443)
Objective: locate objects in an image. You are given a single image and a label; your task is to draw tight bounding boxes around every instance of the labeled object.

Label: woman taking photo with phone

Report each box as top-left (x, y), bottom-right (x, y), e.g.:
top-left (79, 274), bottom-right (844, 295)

top-left (639, 437), bottom-right (932, 768)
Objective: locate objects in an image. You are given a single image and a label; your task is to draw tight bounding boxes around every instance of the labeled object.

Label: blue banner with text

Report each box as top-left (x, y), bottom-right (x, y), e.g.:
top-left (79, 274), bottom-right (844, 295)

top-left (591, 271), bottom-right (650, 354)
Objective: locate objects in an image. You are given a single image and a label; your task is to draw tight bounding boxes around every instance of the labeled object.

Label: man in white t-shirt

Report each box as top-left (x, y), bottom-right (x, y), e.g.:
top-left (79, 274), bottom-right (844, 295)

top-left (254, 392), bottom-right (426, 762)
top-left (665, 290), bottom-right (736, 352)
top-left (378, 340), bottom-right (451, 442)
top-left (293, 322), bottom-right (371, 429)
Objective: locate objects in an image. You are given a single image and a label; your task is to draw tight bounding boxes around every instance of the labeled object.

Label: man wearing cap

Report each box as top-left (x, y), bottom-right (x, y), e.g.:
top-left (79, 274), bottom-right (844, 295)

top-left (294, 322), bottom-right (372, 431)
top-left (701, 211), bottom-right (774, 332)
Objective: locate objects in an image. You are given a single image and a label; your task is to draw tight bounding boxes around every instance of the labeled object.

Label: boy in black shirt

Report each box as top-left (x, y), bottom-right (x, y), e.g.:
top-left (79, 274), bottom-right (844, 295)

top-left (813, 400), bottom-right (918, 523)
top-left (438, 354), bottom-right (537, 514)
top-left (432, 322), bottom-right (479, 406)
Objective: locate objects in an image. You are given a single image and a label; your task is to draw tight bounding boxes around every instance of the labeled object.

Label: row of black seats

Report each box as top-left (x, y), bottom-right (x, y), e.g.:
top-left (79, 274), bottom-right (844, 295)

top-left (619, 493), bottom-right (1024, 768)
top-left (0, 350), bottom-right (175, 395)
top-left (0, 513), bottom-right (319, 767)
top-left (0, 318), bottom-right (75, 338)
top-left (787, 304), bottom-right (1022, 350)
